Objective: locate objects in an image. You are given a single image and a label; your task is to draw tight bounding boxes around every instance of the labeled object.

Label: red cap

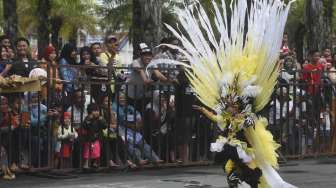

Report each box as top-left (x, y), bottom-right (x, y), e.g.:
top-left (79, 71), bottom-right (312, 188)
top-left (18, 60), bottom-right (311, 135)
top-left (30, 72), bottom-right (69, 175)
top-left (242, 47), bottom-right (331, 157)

top-left (63, 112), bottom-right (71, 119)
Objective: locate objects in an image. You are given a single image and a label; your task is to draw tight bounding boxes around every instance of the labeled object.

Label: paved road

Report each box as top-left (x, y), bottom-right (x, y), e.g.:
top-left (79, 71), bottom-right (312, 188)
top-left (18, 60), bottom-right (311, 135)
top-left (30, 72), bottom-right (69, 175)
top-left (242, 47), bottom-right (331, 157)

top-left (1, 158), bottom-right (336, 188)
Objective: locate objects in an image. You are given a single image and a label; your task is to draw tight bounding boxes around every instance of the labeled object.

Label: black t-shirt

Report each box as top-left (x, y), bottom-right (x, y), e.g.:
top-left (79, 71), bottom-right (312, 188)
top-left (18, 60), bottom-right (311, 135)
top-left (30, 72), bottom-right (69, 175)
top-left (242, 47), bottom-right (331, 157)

top-left (82, 116), bottom-right (107, 142)
top-left (9, 58), bottom-right (38, 77)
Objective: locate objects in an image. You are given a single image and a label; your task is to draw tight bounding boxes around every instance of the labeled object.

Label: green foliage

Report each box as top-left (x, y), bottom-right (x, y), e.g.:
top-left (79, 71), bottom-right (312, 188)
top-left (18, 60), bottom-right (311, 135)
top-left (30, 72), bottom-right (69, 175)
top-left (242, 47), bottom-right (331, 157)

top-left (285, 0), bottom-right (305, 34)
top-left (98, 0), bottom-right (132, 33)
top-left (0, 0), bottom-right (97, 39)
top-left (50, 0), bottom-right (98, 39)
top-left (97, 0), bottom-right (183, 35)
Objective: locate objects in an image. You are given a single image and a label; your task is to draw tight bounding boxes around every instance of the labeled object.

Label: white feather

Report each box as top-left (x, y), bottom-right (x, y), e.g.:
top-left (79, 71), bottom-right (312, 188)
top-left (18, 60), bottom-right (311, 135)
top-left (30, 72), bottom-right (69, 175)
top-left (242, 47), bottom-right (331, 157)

top-left (241, 85), bottom-right (261, 98)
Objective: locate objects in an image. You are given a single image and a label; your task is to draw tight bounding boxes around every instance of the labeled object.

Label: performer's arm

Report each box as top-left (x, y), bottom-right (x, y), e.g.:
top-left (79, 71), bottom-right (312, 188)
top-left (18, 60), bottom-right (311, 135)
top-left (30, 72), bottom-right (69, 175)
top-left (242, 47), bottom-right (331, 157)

top-left (193, 105), bottom-right (220, 122)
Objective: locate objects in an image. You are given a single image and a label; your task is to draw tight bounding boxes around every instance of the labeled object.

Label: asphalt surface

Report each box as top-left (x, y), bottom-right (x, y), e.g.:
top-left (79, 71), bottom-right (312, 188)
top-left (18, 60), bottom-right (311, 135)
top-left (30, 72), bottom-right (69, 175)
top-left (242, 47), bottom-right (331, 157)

top-left (1, 158), bottom-right (336, 188)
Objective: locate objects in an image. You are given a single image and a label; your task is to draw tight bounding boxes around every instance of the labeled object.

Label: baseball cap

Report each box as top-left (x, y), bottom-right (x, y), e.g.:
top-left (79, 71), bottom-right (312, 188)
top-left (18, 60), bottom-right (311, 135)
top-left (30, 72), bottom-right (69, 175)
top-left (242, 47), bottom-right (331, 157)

top-left (139, 43), bottom-right (152, 54)
top-left (105, 35), bottom-right (118, 43)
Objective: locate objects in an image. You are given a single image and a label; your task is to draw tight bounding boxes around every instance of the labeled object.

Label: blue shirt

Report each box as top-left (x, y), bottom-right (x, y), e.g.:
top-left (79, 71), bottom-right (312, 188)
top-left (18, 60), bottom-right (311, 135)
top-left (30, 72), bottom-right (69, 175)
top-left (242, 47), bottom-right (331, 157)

top-left (30, 104), bottom-right (47, 127)
top-left (59, 58), bottom-right (78, 93)
top-left (112, 103), bottom-right (143, 144)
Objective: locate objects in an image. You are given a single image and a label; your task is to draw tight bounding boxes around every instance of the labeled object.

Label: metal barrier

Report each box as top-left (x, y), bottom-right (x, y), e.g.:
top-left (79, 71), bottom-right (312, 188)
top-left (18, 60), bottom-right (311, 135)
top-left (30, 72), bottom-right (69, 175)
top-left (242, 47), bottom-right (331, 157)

top-left (0, 62), bottom-right (215, 171)
top-left (267, 69), bottom-right (336, 158)
top-left (0, 62), bottom-right (336, 172)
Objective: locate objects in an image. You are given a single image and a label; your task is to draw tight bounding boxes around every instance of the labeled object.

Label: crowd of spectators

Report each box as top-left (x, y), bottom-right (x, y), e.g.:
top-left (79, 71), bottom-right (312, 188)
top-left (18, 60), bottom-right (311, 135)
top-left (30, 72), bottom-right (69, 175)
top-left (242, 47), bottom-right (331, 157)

top-left (268, 33), bottom-right (336, 156)
top-left (0, 34), bottom-right (208, 180)
top-left (1, 31), bottom-right (336, 180)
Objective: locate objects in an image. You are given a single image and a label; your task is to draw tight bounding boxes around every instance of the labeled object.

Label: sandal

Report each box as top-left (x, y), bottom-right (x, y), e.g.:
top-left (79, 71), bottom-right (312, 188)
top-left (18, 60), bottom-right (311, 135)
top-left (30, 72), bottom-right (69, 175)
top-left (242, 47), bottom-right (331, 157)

top-left (153, 159), bottom-right (164, 164)
top-left (126, 160), bottom-right (137, 169)
top-left (3, 174), bottom-right (15, 180)
top-left (10, 164), bottom-right (18, 172)
top-left (92, 162), bottom-right (99, 169)
top-left (19, 164), bottom-right (30, 170)
top-left (109, 161), bottom-right (120, 168)
top-left (138, 159), bottom-right (148, 166)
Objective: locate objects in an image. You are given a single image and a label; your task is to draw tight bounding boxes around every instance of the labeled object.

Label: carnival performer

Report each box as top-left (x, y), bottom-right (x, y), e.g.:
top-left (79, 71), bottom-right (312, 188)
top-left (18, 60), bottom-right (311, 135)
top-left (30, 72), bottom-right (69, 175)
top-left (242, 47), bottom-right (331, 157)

top-left (148, 0), bottom-right (297, 187)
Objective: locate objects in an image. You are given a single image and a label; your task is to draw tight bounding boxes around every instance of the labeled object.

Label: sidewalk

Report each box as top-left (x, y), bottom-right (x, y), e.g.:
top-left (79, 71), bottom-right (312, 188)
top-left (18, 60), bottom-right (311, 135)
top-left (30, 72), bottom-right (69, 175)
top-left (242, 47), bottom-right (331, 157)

top-left (0, 158), bottom-right (336, 188)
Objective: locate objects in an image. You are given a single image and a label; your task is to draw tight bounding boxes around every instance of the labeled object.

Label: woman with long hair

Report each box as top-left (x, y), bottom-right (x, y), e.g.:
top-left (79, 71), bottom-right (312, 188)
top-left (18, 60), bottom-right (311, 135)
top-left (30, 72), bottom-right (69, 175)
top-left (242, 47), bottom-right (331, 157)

top-left (59, 43), bottom-right (78, 95)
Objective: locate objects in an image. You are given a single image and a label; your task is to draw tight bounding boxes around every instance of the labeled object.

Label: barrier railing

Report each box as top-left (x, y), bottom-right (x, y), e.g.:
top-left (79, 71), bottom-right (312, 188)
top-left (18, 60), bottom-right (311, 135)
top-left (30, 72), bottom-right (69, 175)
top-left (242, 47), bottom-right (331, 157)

top-left (0, 62), bottom-right (336, 172)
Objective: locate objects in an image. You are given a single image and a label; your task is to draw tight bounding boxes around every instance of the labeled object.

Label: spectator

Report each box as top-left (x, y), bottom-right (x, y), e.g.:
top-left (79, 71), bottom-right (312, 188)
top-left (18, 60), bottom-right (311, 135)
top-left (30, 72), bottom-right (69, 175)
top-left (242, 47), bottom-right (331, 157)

top-left (0, 35), bottom-right (11, 49)
top-left (80, 46), bottom-right (96, 66)
top-left (100, 35), bottom-right (121, 67)
top-left (0, 96), bottom-right (16, 180)
top-left (302, 50), bottom-right (325, 95)
top-left (288, 90), bottom-right (308, 155)
top-left (269, 88), bottom-right (293, 147)
top-left (0, 146), bottom-right (15, 180)
top-left (100, 35), bottom-right (124, 98)
top-left (144, 91), bottom-right (176, 162)
top-left (0, 45), bottom-right (12, 77)
top-left (66, 89), bottom-right (89, 168)
top-left (101, 95), bottom-right (131, 168)
top-left (126, 43), bottom-right (168, 110)
top-left (90, 42), bottom-right (102, 65)
top-left (29, 93), bottom-right (47, 127)
top-left (320, 105), bottom-right (331, 152)
top-left (41, 45), bottom-right (63, 105)
top-left (56, 112), bottom-right (78, 168)
top-left (59, 43), bottom-right (78, 94)
top-left (29, 92), bottom-right (48, 167)
top-left (323, 48), bottom-right (333, 63)
top-left (10, 97), bottom-right (29, 170)
top-left (67, 89), bottom-right (88, 128)
top-left (112, 92), bottom-right (163, 165)
top-left (47, 102), bottom-right (63, 168)
top-left (175, 63), bottom-right (195, 164)
top-left (154, 38), bottom-right (180, 90)
top-left (9, 37), bottom-right (37, 77)
top-left (82, 103), bottom-right (107, 169)
top-left (280, 33), bottom-right (290, 56)
top-left (81, 46), bottom-right (110, 104)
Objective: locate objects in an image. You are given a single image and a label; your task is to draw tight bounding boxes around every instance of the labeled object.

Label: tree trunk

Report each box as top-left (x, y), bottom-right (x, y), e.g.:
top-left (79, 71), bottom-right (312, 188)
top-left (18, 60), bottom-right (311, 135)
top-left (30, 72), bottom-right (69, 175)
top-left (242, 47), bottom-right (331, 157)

top-left (3, 0), bottom-right (18, 42)
top-left (305, 0), bottom-right (332, 52)
top-left (132, 0), bottom-right (162, 58)
top-left (294, 23), bottom-right (306, 63)
top-left (69, 27), bottom-right (78, 48)
top-left (50, 17), bottom-right (63, 52)
top-left (37, 0), bottom-right (51, 59)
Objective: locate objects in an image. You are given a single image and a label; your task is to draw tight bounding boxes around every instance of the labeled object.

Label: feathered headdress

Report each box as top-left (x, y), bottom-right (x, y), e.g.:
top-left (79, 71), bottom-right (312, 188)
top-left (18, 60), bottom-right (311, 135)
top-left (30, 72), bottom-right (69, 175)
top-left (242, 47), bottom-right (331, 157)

top-left (148, 0), bottom-right (295, 113)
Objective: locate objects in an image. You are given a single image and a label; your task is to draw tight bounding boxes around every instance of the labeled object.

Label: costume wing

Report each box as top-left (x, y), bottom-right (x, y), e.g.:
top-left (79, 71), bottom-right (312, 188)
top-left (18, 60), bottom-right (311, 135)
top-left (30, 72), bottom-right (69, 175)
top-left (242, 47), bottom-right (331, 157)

top-left (149, 0), bottom-right (294, 112)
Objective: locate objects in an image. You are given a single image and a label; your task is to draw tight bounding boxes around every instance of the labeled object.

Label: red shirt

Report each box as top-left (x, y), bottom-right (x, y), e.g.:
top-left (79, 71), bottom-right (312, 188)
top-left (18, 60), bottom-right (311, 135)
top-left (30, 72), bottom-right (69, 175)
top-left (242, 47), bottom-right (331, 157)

top-left (302, 62), bottom-right (325, 94)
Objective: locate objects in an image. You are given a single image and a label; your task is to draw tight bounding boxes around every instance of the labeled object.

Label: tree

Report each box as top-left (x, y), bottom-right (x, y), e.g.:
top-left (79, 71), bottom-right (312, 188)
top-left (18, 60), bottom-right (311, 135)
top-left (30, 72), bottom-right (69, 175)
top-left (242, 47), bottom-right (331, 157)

top-left (98, 0), bottom-right (132, 34)
top-left (99, 0), bottom-right (183, 58)
top-left (49, 0), bottom-right (97, 49)
top-left (37, 0), bottom-right (51, 58)
top-left (305, 0), bottom-right (333, 52)
top-left (3, 0), bottom-right (18, 41)
top-left (132, 0), bottom-right (163, 57)
top-left (286, 0), bottom-right (305, 62)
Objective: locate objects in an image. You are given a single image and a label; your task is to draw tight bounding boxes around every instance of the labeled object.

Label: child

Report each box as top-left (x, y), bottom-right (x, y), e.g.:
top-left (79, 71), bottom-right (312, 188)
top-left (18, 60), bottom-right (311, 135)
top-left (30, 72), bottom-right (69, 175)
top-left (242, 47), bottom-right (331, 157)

top-left (56, 112), bottom-right (78, 168)
top-left (82, 103), bottom-right (107, 169)
top-left (0, 96), bottom-right (15, 180)
top-left (0, 146), bottom-right (15, 180)
top-left (47, 103), bottom-right (62, 168)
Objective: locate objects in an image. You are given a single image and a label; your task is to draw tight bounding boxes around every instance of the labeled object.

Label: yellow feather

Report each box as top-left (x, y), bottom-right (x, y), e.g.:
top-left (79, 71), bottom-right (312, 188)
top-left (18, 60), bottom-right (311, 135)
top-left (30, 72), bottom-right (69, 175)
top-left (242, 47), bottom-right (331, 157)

top-left (244, 118), bottom-right (280, 169)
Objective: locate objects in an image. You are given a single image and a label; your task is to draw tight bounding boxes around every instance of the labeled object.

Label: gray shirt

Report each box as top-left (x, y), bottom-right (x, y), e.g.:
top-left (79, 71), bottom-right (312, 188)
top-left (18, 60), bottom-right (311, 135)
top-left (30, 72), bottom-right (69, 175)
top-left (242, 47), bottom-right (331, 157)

top-left (126, 58), bottom-right (154, 99)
